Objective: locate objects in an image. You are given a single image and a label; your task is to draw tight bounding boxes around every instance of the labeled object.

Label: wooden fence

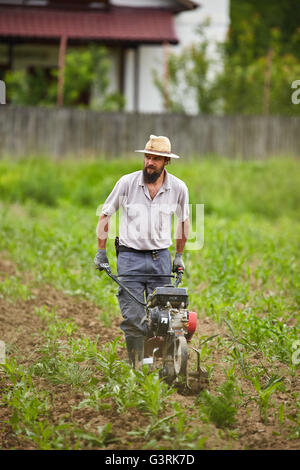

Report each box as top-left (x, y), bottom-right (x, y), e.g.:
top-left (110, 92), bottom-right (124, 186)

top-left (0, 106), bottom-right (299, 159)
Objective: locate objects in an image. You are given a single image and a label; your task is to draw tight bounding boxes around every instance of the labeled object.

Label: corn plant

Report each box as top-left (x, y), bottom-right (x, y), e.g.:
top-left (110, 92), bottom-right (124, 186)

top-left (135, 368), bottom-right (174, 417)
top-left (156, 402), bottom-right (209, 450)
top-left (250, 375), bottom-right (284, 424)
top-left (287, 413), bottom-right (300, 439)
top-left (128, 413), bottom-right (178, 441)
top-left (73, 423), bottom-right (116, 448)
top-left (76, 389), bottom-right (112, 412)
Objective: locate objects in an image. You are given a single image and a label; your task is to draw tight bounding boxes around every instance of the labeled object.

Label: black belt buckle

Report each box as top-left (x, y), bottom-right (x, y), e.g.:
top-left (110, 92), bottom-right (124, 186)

top-left (152, 250), bottom-right (158, 261)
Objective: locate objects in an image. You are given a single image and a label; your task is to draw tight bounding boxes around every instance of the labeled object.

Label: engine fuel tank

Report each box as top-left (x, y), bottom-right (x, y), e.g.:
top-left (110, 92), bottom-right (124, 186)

top-left (147, 286), bottom-right (189, 308)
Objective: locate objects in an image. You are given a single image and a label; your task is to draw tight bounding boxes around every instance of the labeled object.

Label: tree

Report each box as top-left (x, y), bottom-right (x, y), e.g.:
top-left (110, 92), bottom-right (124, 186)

top-left (228, 0), bottom-right (300, 61)
top-left (154, 16), bottom-right (300, 116)
top-left (217, 22), bottom-right (300, 115)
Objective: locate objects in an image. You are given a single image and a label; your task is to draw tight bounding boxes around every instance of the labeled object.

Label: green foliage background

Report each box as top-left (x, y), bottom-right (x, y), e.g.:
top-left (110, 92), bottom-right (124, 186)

top-left (228, 0), bottom-right (300, 60)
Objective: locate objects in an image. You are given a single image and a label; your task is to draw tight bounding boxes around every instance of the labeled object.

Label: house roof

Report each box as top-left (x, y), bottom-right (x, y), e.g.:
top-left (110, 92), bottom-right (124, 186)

top-left (0, 5), bottom-right (179, 44)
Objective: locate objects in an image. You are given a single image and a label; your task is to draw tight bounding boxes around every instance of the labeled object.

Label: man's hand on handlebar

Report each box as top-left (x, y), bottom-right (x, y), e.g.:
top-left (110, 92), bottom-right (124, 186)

top-left (172, 252), bottom-right (185, 273)
top-left (94, 249), bottom-right (111, 272)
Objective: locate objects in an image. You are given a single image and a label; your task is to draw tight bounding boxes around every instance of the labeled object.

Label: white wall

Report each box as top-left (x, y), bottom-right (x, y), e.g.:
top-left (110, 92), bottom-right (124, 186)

top-left (124, 48), bottom-right (135, 112)
top-left (138, 45), bottom-right (165, 112)
top-left (174, 0), bottom-right (230, 47)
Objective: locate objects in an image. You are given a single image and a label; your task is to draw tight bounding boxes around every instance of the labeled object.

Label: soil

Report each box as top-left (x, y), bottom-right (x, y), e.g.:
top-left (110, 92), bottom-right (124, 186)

top-left (0, 255), bottom-right (299, 450)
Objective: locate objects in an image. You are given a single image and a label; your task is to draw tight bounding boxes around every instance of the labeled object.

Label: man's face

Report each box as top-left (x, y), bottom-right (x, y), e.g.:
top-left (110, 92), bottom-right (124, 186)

top-left (143, 154), bottom-right (166, 183)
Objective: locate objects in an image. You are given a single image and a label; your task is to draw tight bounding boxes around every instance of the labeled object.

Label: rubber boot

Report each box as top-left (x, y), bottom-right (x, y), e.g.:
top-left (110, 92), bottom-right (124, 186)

top-left (125, 336), bottom-right (145, 370)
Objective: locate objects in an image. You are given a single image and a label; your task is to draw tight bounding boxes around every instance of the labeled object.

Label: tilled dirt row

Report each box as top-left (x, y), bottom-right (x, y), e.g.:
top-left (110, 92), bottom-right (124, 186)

top-left (0, 256), bottom-right (299, 450)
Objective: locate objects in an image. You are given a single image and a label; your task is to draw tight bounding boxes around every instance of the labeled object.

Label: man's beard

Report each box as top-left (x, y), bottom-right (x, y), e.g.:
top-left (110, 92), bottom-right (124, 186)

top-left (143, 165), bottom-right (164, 183)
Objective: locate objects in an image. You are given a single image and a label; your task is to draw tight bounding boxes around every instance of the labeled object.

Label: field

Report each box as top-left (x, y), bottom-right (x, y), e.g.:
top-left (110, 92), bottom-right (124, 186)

top-left (0, 156), bottom-right (299, 450)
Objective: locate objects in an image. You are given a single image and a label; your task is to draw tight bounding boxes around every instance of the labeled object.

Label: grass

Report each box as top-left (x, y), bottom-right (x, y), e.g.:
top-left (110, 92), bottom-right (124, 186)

top-left (0, 155), bottom-right (299, 449)
top-left (0, 156), bottom-right (299, 219)
top-left (0, 274), bottom-right (34, 302)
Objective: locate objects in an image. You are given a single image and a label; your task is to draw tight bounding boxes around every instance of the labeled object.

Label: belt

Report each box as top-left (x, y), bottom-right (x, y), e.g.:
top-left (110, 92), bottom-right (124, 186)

top-left (118, 245), bottom-right (164, 255)
top-left (118, 245), bottom-right (166, 260)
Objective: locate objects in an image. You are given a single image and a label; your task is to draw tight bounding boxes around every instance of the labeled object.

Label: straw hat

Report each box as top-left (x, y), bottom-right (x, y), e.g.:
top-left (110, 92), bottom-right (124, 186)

top-left (135, 134), bottom-right (180, 159)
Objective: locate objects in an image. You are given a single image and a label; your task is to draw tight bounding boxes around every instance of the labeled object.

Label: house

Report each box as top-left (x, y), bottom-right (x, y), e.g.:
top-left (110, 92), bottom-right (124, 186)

top-left (0, 0), bottom-right (229, 112)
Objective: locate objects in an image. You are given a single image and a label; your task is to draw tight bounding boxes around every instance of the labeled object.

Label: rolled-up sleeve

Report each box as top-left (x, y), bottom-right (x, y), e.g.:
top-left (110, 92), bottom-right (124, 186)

top-left (101, 176), bottom-right (127, 216)
top-left (176, 183), bottom-right (189, 222)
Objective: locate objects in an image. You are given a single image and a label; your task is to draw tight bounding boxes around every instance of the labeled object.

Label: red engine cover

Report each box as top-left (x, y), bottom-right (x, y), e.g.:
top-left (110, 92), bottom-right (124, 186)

top-left (186, 311), bottom-right (197, 342)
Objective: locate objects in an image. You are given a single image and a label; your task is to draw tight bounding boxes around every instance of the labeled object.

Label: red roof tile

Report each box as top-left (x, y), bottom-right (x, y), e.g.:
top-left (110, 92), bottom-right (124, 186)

top-left (0, 6), bottom-right (179, 44)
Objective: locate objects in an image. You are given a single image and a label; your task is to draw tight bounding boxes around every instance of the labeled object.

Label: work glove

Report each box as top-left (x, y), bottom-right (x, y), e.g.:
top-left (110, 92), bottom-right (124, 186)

top-left (94, 249), bottom-right (110, 272)
top-left (172, 252), bottom-right (185, 273)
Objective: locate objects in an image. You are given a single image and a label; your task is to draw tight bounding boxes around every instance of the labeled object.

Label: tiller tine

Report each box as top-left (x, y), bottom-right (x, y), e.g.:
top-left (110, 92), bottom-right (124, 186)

top-left (143, 338), bottom-right (163, 370)
top-left (185, 347), bottom-right (209, 394)
top-left (142, 347), bottom-right (160, 369)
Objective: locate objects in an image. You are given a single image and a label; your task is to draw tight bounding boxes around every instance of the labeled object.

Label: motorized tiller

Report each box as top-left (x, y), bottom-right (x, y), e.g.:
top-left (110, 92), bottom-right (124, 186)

top-left (97, 264), bottom-right (208, 394)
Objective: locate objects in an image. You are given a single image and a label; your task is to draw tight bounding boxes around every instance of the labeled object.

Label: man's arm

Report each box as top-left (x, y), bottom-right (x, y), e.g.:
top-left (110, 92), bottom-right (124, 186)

top-left (94, 175), bottom-right (126, 270)
top-left (96, 213), bottom-right (110, 249)
top-left (175, 217), bottom-right (190, 254)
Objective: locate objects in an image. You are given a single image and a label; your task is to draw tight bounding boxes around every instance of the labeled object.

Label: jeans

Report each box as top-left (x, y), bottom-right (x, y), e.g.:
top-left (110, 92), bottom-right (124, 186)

top-left (116, 249), bottom-right (172, 338)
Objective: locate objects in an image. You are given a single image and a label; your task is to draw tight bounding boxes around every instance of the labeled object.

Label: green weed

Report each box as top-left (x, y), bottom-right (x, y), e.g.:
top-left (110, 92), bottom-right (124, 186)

top-left (198, 377), bottom-right (240, 428)
top-left (0, 275), bottom-right (34, 302)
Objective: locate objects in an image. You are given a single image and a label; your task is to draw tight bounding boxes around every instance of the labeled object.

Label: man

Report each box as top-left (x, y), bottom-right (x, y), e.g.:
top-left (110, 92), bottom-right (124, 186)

top-left (94, 134), bottom-right (190, 367)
